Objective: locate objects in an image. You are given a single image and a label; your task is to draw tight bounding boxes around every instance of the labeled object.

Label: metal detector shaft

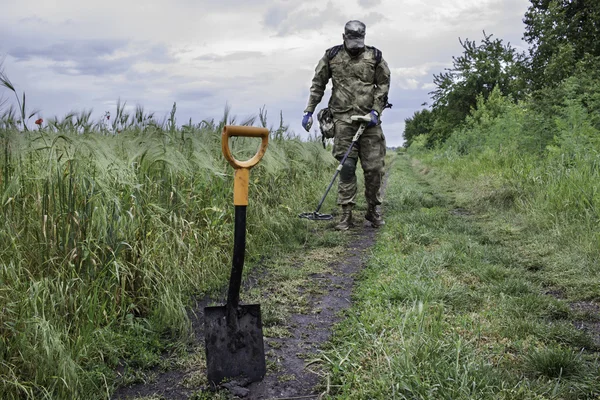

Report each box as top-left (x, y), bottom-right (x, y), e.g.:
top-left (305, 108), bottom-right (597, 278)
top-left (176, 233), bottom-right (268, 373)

top-left (312, 122), bottom-right (367, 215)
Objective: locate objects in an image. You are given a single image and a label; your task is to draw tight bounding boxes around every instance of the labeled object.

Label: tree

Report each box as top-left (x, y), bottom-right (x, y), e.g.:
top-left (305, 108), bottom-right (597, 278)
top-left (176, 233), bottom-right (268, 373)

top-left (428, 32), bottom-right (526, 144)
top-left (524, 0), bottom-right (600, 90)
top-left (403, 108), bottom-right (434, 148)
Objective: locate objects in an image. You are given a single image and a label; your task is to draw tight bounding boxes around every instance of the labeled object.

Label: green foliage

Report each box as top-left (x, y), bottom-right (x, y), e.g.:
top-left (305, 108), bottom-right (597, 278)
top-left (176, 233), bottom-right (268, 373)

top-left (411, 2), bottom-right (600, 149)
top-left (527, 55), bottom-right (600, 138)
top-left (403, 108), bottom-right (434, 148)
top-left (422, 68), bottom-right (600, 232)
top-left (405, 134), bottom-right (429, 154)
top-left (0, 107), bottom-right (337, 399)
top-left (427, 32), bottom-right (526, 145)
top-left (524, 0), bottom-right (600, 90)
top-left (442, 86), bottom-right (525, 156)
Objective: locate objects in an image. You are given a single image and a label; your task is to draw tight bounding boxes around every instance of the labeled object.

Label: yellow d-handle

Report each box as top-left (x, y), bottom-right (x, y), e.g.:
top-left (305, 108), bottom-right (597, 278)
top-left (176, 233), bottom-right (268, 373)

top-left (222, 125), bottom-right (269, 206)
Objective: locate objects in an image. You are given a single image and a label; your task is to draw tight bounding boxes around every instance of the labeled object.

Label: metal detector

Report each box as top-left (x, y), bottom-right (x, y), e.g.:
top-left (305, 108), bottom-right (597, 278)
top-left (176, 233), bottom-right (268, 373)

top-left (299, 115), bottom-right (371, 221)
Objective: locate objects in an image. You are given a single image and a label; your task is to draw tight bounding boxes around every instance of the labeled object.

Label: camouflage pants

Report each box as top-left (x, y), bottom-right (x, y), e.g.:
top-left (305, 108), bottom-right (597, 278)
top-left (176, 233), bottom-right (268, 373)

top-left (332, 120), bottom-right (386, 206)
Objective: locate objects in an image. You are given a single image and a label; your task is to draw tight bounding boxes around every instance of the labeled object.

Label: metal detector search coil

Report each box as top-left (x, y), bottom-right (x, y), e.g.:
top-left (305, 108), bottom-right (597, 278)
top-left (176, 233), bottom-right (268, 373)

top-left (298, 212), bottom-right (333, 221)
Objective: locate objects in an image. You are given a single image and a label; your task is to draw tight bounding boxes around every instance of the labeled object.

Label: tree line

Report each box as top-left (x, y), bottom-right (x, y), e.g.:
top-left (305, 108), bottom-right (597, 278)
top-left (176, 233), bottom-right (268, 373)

top-left (404, 0), bottom-right (600, 149)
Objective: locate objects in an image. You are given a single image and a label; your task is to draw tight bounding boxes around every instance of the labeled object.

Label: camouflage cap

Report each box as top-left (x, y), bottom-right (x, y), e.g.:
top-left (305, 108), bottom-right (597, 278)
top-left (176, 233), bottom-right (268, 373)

top-left (344, 20), bottom-right (366, 49)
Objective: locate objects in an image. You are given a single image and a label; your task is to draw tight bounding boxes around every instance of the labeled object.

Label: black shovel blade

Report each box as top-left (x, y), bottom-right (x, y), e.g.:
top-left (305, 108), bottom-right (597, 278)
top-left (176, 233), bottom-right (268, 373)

top-left (204, 304), bottom-right (266, 385)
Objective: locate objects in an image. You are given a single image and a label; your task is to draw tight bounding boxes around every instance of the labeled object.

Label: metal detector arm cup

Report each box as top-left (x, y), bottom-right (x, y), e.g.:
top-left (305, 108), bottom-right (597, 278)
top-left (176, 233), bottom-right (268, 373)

top-left (350, 114), bottom-right (371, 122)
top-left (350, 115), bottom-right (371, 141)
top-left (222, 126), bottom-right (269, 206)
top-left (350, 115), bottom-right (372, 122)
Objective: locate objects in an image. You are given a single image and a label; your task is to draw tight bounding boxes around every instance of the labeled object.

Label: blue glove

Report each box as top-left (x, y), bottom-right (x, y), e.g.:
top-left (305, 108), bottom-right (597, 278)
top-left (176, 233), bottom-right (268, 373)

top-left (302, 112), bottom-right (313, 132)
top-left (367, 110), bottom-right (379, 128)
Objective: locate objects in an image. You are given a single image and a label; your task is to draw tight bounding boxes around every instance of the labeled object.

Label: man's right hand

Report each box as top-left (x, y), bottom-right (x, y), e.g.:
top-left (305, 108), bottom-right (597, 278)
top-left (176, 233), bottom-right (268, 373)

top-left (367, 110), bottom-right (379, 128)
top-left (302, 112), bottom-right (313, 132)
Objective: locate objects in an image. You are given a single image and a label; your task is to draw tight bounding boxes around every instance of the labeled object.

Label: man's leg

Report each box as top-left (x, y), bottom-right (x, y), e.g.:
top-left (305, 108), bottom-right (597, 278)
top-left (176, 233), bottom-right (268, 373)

top-left (333, 121), bottom-right (359, 230)
top-left (358, 125), bottom-right (386, 227)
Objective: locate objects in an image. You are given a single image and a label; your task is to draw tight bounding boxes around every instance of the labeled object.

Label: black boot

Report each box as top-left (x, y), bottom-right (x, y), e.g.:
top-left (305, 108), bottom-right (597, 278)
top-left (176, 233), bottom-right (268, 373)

top-left (335, 205), bottom-right (354, 231)
top-left (365, 204), bottom-right (385, 228)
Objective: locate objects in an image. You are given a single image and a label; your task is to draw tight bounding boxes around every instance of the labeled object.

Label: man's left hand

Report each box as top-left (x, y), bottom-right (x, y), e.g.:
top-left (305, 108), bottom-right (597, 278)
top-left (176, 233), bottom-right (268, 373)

top-left (367, 110), bottom-right (379, 128)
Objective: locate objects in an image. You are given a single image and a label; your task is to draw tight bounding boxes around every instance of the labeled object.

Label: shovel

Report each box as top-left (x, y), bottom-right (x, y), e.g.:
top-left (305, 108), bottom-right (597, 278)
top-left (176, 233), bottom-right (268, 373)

top-left (204, 125), bottom-right (269, 385)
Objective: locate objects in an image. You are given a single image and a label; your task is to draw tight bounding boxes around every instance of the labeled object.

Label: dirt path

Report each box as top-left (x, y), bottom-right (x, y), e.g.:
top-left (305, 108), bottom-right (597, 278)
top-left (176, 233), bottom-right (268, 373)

top-left (113, 210), bottom-right (381, 400)
top-left (245, 223), bottom-right (377, 400)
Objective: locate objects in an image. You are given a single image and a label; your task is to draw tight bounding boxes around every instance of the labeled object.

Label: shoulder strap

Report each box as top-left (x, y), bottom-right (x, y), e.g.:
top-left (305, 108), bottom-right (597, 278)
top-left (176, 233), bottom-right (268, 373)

top-left (327, 45), bottom-right (343, 61)
top-left (366, 46), bottom-right (382, 65)
top-left (367, 46), bottom-right (392, 110)
top-left (327, 45), bottom-right (343, 78)
top-left (374, 47), bottom-right (382, 64)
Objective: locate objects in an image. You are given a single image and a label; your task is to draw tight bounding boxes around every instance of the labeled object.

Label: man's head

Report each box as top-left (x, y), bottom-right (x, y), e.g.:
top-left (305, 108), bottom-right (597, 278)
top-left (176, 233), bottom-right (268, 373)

top-left (343, 20), bottom-right (366, 56)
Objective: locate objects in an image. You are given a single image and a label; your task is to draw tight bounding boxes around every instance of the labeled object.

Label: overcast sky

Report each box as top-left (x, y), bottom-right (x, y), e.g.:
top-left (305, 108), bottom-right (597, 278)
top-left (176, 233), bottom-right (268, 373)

top-left (1, 0), bottom-right (531, 147)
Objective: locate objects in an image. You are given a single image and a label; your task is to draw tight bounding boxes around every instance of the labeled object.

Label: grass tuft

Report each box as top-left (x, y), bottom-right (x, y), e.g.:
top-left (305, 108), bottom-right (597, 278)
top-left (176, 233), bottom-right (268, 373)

top-left (524, 347), bottom-right (583, 379)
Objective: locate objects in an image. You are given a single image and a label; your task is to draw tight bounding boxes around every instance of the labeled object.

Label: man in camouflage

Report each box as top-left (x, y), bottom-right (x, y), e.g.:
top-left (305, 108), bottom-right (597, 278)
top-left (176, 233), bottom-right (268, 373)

top-left (302, 20), bottom-right (391, 230)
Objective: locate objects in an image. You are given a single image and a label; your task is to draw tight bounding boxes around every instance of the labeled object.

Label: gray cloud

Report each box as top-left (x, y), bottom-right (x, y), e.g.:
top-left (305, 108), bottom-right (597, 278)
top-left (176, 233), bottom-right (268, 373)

top-left (263, 3), bottom-right (296, 30)
top-left (195, 51), bottom-right (266, 62)
top-left (262, 1), bottom-right (386, 37)
top-left (358, 0), bottom-right (382, 7)
top-left (8, 39), bottom-right (174, 76)
top-left (175, 89), bottom-right (216, 101)
top-left (263, 1), bottom-right (351, 36)
top-left (1, 0), bottom-right (532, 147)
top-left (387, 89), bottom-right (430, 111)
top-left (18, 16), bottom-right (50, 24)
top-left (362, 12), bottom-right (387, 26)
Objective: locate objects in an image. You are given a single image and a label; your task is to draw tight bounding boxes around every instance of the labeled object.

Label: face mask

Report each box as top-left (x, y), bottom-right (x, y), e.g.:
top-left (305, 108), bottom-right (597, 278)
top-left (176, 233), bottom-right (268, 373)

top-left (344, 34), bottom-right (365, 56)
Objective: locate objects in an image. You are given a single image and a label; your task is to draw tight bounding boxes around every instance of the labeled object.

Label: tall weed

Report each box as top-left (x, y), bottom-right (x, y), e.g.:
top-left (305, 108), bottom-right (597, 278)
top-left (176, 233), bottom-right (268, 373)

top-left (0, 112), bottom-right (335, 399)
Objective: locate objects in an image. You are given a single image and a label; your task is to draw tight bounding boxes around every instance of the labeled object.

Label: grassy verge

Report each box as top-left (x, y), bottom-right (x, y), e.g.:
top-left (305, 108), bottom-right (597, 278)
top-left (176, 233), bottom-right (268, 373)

top-left (0, 119), bottom-right (341, 399)
top-left (320, 153), bottom-right (600, 399)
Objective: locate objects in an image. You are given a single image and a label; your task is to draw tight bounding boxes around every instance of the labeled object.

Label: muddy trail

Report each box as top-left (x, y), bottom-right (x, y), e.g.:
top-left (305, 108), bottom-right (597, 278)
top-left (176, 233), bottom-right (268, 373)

top-left (113, 209), bottom-right (381, 400)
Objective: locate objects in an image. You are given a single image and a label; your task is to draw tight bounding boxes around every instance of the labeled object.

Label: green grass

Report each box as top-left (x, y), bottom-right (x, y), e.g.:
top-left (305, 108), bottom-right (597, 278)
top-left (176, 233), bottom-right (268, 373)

top-left (319, 153), bottom-right (600, 399)
top-left (0, 111), bottom-right (341, 399)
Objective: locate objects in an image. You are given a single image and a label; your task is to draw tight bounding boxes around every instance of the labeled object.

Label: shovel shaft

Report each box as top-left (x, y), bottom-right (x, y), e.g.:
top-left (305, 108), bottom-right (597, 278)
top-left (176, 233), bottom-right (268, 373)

top-left (221, 125), bottom-right (269, 305)
top-left (227, 205), bottom-right (246, 309)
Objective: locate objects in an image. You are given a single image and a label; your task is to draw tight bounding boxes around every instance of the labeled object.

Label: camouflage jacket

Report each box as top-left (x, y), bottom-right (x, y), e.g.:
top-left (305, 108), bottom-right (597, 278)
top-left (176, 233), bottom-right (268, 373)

top-left (304, 45), bottom-right (391, 123)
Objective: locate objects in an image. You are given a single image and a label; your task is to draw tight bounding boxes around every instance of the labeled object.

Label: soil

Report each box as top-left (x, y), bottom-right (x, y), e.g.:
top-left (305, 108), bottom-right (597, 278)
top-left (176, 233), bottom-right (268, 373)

top-left (570, 301), bottom-right (600, 349)
top-left (246, 222), bottom-right (377, 400)
top-left (113, 216), bottom-right (379, 400)
top-left (544, 290), bottom-right (600, 349)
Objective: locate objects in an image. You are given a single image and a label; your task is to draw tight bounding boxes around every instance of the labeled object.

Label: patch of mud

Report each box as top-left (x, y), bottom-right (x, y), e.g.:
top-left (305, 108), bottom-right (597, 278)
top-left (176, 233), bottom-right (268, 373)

top-left (113, 220), bottom-right (379, 400)
top-left (450, 207), bottom-right (473, 216)
top-left (570, 301), bottom-right (600, 348)
top-left (544, 291), bottom-right (600, 349)
top-left (544, 288), bottom-right (566, 299)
